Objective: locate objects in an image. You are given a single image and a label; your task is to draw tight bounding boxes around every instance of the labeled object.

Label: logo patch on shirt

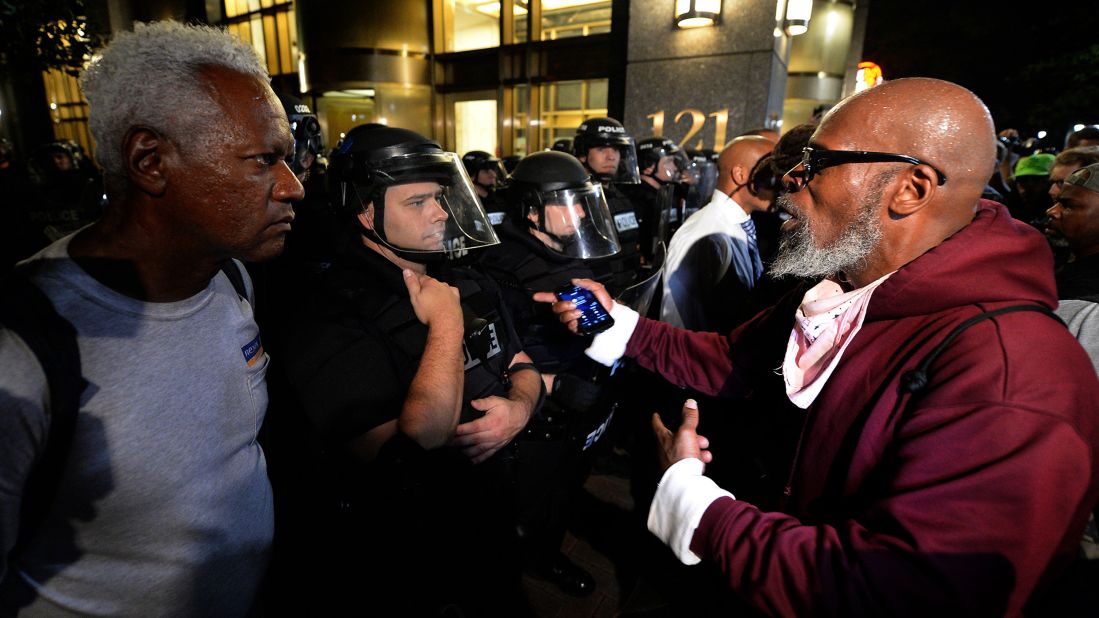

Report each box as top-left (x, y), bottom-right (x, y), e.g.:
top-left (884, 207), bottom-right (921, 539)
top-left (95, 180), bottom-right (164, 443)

top-left (241, 335), bottom-right (264, 367)
top-left (463, 322), bottom-right (502, 371)
top-left (614, 211), bottom-right (639, 232)
top-left (584, 408), bottom-right (615, 451)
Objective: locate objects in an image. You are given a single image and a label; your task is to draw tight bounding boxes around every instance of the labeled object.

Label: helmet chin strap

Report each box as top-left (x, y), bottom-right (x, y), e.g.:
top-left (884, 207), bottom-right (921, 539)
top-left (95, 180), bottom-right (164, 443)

top-left (360, 227), bottom-right (448, 264)
top-left (644, 170), bottom-right (674, 186)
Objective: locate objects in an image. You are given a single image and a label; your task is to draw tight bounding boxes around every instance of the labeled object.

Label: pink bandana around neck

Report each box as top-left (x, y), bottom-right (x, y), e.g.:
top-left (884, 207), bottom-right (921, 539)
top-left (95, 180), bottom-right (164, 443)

top-left (782, 272), bottom-right (894, 408)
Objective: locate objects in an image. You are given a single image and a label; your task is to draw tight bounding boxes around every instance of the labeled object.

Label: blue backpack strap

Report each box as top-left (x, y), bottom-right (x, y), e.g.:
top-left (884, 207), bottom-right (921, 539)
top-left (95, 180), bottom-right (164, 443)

top-left (0, 269), bottom-right (86, 558)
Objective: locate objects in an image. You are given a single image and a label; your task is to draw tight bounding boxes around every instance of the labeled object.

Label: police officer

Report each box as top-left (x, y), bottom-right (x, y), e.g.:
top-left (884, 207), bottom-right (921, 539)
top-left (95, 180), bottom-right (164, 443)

top-left (268, 92), bottom-right (336, 266)
top-left (277, 92), bottom-right (326, 183)
top-left (266, 125), bottom-right (540, 615)
top-left (572, 117), bottom-right (643, 295)
top-left (620, 136), bottom-right (680, 264)
top-left (684, 149), bottom-right (719, 219)
top-left (23, 140), bottom-right (104, 252)
top-left (477, 150), bottom-right (623, 596)
top-left (462, 149), bottom-right (508, 228)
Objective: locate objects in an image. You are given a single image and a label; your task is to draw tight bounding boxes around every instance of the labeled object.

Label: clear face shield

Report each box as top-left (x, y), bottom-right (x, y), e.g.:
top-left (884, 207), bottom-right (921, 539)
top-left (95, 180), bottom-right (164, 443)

top-left (584, 138), bottom-right (641, 185)
top-left (684, 158), bottom-right (717, 217)
top-left (651, 154), bottom-right (681, 184)
top-left (674, 150), bottom-right (698, 185)
top-left (352, 151), bottom-right (499, 259)
top-left (654, 182), bottom-right (678, 248)
top-left (695, 159), bottom-right (718, 205)
top-left (531, 183), bottom-right (621, 260)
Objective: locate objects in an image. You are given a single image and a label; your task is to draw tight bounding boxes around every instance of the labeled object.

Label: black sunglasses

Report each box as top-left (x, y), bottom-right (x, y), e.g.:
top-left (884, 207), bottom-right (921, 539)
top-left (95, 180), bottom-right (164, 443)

top-left (784, 147), bottom-right (948, 192)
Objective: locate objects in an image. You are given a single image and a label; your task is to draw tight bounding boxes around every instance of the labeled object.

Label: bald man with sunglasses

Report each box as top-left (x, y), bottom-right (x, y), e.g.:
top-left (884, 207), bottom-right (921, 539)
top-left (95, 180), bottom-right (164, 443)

top-left (538, 78), bottom-right (1099, 615)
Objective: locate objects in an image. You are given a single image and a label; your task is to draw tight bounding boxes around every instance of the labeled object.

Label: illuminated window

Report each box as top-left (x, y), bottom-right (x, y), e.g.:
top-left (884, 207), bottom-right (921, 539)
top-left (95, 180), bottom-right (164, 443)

top-left (455, 99), bottom-right (498, 154)
top-left (441, 0), bottom-right (611, 48)
top-left (538, 0), bottom-right (611, 41)
top-left (538, 78), bottom-right (607, 147)
top-left (223, 0), bottom-right (298, 76)
top-left (42, 69), bottom-right (94, 158)
top-left (512, 84), bottom-right (530, 155)
top-left (316, 85), bottom-right (433, 151)
top-left (442, 0), bottom-right (502, 52)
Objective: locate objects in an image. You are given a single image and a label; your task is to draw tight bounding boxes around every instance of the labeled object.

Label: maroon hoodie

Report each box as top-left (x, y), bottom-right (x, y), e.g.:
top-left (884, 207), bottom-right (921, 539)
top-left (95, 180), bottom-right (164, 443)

top-left (627, 201), bottom-right (1099, 616)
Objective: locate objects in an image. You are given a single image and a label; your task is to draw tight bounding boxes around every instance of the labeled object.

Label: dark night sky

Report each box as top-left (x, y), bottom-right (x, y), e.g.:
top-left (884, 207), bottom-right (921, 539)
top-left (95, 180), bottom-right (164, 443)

top-left (861, 0), bottom-right (1099, 145)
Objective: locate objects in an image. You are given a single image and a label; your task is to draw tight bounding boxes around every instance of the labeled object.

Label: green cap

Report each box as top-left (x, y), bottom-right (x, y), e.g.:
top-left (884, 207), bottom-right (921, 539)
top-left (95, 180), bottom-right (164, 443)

top-left (1014, 153), bottom-right (1055, 177)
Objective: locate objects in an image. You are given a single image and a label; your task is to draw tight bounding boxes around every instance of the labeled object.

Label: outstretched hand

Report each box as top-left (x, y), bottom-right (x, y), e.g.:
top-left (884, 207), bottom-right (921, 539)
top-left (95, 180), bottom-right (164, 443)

top-left (531, 278), bottom-right (616, 335)
top-left (652, 399), bottom-right (712, 474)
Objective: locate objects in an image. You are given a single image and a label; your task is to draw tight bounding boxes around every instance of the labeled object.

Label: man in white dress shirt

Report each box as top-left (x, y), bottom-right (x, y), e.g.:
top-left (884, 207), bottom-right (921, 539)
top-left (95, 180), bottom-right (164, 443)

top-left (660, 136), bottom-right (774, 332)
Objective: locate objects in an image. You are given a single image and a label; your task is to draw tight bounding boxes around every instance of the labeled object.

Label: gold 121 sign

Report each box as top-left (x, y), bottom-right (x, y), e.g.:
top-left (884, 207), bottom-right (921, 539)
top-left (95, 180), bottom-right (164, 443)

top-left (646, 108), bottom-right (729, 150)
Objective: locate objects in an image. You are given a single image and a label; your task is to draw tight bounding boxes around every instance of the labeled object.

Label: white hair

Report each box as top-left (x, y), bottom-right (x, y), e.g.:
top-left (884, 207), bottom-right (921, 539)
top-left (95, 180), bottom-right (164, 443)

top-left (79, 21), bottom-right (268, 177)
top-left (770, 170), bottom-right (896, 279)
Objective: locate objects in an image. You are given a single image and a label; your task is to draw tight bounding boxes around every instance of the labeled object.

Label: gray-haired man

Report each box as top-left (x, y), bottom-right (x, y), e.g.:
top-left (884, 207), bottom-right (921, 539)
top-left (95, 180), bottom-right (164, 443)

top-left (0, 21), bottom-right (302, 614)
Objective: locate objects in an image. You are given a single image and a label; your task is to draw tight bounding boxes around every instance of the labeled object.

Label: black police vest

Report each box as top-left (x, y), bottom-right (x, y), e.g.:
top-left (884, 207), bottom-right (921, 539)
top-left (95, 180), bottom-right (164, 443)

top-left (590, 183), bottom-right (642, 295)
top-left (443, 267), bottom-right (520, 422)
top-left (480, 191), bottom-right (508, 229)
top-left (317, 254), bottom-right (519, 427)
top-left (619, 182), bottom-right (664, 263)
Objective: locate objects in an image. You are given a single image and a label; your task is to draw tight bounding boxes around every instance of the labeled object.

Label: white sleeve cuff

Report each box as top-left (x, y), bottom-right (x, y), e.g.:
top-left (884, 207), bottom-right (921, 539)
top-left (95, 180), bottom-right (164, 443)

top-left (584, 302), bottom-right (639, 367)
top-left (647, 458), bottom-right (734, 565)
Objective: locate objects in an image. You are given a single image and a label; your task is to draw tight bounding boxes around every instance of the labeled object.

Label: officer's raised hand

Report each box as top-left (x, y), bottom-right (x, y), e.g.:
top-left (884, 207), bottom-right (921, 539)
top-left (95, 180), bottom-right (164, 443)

top-left (403, 269), bottom-right (461, 327)
top-left (531, 278), bottom-right (616, 335)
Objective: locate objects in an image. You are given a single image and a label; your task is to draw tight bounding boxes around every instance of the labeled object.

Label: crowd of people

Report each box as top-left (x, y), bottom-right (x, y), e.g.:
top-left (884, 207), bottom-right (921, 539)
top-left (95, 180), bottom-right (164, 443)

top-left (1, 20), bottom-right (1097, 617)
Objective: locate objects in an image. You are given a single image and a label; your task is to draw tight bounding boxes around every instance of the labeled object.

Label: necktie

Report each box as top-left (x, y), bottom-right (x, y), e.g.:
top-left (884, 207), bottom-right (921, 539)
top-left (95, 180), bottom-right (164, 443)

top-left (741, 218), bottom-right (763, 283)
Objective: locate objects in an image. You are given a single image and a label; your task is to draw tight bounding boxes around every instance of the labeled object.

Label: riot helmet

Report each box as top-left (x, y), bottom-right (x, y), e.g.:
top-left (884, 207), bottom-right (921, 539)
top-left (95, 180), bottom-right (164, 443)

top-left (503, 150), bottom-right (620, 260)
top-left (674, 149), bottom-right (699, 187)
top-left (550, 138), bottom-right (573, 154)
top-left (501, 154), bottom-right (521, 173)
top-left (34, 141), bottom-right (76, 172)
top-left (636, 137), bottom-right (681, 184)
top-left (572, 117), bottom-right (640, 184)
top-left (277, 92), bottom-right (326, 180)
top-left (462, 150), bottom-right (506, 195)
top-left (686, 149), bottom-right (719, 210)
top-left (328, 124), bottom-right (498, 261)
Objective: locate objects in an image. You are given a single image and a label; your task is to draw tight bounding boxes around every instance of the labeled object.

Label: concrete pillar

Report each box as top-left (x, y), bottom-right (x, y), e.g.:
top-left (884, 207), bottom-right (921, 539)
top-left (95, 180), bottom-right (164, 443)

top-left (622, 0), bottom-right (790, 150)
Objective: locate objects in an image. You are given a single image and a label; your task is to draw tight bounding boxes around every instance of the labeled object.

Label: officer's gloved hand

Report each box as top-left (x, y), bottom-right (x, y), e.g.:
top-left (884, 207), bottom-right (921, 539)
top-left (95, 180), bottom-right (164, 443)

top-left (550, 373), bottom-right (601, 413)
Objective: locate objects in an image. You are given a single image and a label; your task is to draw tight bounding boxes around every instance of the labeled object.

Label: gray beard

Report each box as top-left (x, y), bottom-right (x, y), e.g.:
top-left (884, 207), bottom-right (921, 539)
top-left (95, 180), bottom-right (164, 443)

top-left (770, 190), bottom-right (883, 279)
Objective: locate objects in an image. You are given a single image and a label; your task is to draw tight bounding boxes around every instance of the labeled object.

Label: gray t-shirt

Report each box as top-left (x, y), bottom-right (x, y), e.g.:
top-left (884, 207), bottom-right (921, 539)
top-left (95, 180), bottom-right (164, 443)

top-left (1056, 299), bottom-right (1099, 376)
top-left (0, 235), bottom-right (273, 616)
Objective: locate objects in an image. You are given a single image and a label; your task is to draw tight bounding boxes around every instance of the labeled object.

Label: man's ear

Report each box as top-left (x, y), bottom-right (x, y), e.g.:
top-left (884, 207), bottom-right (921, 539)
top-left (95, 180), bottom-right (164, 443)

top-left (889, 165), bottom-right (938, 217)
top-left (730, 164), bottom-right (750, 186)
top-left (356, 203), bottom-right (375, 230)
top-left (123, 127), bottom-right (169, 197)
